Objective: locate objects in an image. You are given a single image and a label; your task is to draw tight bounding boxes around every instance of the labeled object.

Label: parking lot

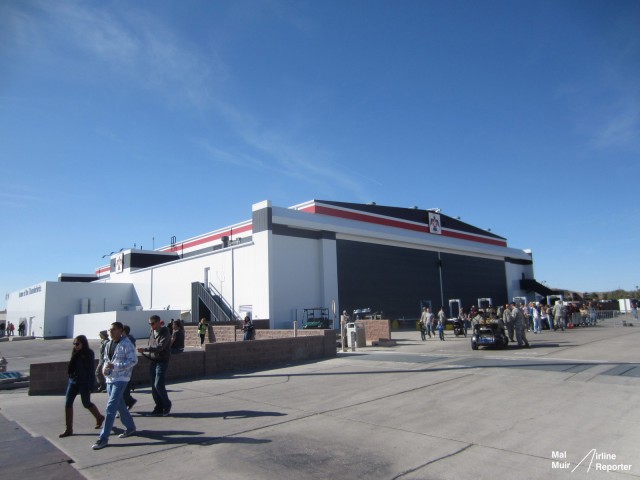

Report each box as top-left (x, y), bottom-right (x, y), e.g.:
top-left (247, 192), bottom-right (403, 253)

top-left (1, 317), bottom-right (639, 479)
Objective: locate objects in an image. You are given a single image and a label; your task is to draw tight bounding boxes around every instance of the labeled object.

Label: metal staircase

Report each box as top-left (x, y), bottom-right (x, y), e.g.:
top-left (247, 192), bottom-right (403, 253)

top-left (191, 282), bottom-right (241, 323)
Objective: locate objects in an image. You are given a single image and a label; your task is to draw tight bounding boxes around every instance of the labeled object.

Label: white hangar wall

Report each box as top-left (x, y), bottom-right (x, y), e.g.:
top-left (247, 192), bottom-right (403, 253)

top-left (268, 233), bottom-right (339, 329)
top-left (101, 242), bottom-right (256, 321)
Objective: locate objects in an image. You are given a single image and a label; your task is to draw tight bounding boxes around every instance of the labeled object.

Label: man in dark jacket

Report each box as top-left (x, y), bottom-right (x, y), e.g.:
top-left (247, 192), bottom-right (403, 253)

top-left (137, 315), bottom-right (172, 416)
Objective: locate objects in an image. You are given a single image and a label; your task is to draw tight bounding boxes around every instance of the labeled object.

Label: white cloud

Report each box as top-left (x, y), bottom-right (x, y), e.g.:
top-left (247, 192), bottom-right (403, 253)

top-left (592, 101), bottom-right (640, 153)
top-left (6, 1), bottom-right (379, 200)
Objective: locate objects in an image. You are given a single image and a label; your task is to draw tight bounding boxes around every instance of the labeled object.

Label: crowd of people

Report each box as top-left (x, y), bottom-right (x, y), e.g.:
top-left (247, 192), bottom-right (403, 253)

top-left (58, 312), bottom-right (255, 450)
top-left (419, 300), bottom-right (603, 348)
top-left (0, 320), bottom-right (27, 336)
top-left (58, 315), bottom-right (176, 450)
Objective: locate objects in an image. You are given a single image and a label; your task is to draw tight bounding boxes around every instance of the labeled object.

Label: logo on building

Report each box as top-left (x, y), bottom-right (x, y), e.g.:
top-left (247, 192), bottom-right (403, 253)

top-left (115, 252), bottom-right (124, 273)
top-left (428, 212), bottom-right (441, 234)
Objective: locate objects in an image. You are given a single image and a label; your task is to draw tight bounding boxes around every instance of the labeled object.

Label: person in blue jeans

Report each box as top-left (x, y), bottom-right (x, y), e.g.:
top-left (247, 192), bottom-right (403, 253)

top-left (138, 315), bottom-right (172, 416)
top-left (437, 318), bottom-right (445, 341)
top-left (59, 335), bottom-right (104, 438)
top-left (242, 315), bottom-right (254, 341)
top-left (92, 322), bottom-right (138, 450)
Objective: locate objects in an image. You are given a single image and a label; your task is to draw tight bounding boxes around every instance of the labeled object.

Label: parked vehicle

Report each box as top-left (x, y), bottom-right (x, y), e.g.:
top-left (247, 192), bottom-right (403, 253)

top-left (471, 322), bottom-right (509, 350)
top-left (302, 307), bottom-right (332, 329)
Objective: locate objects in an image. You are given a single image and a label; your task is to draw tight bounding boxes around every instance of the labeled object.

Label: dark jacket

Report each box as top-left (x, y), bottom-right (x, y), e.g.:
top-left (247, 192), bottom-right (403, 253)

top-left (68, 349), bottom-right (96, 386)
top-left (171, 329), bottom-right (185, 351)
top-left (144, 326), bottom-right (171, 362)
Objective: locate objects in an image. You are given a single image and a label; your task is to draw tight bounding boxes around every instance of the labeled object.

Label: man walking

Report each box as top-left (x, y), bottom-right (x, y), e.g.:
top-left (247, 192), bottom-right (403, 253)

top-left (552, 300), bottom-right (566, 331)
top-left (503, 304), bottom-right (514, 342)
top-left (122, 325), bottom-right (137, 411)
top-left (92, 322), bottom-right (137, 450)
top-left (138, 315), bottom-right (172, 416)
top-left (510, 303), bottom-right (530, 348)
top-left (419, 307), bottom-right (432, 340)
top-left (437, 307), bottom-right (447, 339)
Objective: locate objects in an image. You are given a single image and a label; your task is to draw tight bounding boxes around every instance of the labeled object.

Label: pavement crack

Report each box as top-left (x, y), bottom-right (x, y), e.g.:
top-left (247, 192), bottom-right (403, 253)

top-left (320, 372), bottom-right (475, 414)
top-left (390, 443), bottom-right (474, 479)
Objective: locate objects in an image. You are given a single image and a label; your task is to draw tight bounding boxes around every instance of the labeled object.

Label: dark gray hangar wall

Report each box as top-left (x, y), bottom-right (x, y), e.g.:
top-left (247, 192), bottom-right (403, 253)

top-left (336, 240), bottom-right (508, 318)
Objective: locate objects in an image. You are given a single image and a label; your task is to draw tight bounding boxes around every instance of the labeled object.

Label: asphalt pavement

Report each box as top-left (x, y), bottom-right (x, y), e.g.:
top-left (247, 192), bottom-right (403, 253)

top-left (0, 316), bottom-right (639, 480)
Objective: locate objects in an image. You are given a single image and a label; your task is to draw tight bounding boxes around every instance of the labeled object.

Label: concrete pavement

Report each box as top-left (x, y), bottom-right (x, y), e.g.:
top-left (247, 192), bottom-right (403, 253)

top-left (0, 317), bottom-right (639, 480)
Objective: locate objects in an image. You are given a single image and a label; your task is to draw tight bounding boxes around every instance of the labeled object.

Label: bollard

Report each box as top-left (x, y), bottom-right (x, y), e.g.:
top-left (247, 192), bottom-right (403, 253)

top-left (341, 318), bottom-right (346, 352)
top-left (294, 321), bottom-right (298, 337)
top-left (350, 331), bottom-right (356, 351)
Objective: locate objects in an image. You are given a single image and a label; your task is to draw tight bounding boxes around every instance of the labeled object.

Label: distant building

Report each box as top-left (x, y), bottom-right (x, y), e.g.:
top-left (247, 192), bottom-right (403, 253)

top-left (6, 200), bottom-right (548, 338)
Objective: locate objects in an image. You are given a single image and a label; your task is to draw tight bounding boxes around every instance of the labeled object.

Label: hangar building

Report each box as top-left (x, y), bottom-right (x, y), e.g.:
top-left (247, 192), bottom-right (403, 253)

top-left (6, 199), bottom-right (549, 338)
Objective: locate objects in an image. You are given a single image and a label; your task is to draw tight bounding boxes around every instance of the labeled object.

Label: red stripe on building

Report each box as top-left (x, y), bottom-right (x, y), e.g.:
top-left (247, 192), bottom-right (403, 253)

top-left (160, 223), bottom-right (253, 253)
top-left (300, 204), bottom-right (507, 247)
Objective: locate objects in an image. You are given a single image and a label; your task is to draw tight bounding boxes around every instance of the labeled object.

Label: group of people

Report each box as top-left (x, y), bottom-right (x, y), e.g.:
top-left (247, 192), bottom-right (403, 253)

top-left (0, 320), bottom-right (26, 336)
top-left (419, 306), bottom-right (448, 341)
top-left (60, 315), bottom-right (174, 450)
top-left (418, 300), bottom-right (581, 349)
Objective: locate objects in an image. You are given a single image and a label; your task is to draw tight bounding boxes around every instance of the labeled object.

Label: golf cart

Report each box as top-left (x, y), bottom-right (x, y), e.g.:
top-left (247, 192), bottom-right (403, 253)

top-left (471, 321), bottom-right (509, 350)
top-left (302, 307), bottom-right (332, 329)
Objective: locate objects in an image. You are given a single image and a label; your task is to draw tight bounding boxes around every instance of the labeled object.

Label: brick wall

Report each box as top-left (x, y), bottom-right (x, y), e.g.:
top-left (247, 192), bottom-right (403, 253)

top-left (204, 332), bottom-right (334, 374)
top-left (211, 325), bottom-right (238, 343)
top-left (29, 329), bottom-right (336, 395)
top-left (358, 320), bottom-right (392, 345)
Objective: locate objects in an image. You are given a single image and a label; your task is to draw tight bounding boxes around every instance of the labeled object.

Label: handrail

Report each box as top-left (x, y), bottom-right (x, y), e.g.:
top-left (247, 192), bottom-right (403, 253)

top-left (193, 282), bottom-right (233, 323)
top-left (207, 282), bottom-right (242, 322)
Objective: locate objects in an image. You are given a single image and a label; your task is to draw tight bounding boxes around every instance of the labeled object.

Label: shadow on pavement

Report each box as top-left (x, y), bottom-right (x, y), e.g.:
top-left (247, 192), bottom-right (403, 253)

top-left (108, 427), bottom-right (271, 447)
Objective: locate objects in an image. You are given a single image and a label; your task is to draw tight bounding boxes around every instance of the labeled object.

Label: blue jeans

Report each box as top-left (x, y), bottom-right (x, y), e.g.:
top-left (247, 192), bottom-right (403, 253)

top-left (64, 380), bottom-right (93, 409)
top-left (150, 361), bottom-right (171, 411)
top-left (100, 381), bottom-right (135, 441)
top-left (533, 318), bottom-right (541, 333)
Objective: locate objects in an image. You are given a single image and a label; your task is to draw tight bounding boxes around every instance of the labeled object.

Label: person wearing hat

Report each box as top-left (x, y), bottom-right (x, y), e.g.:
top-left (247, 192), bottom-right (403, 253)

top-left (95, 330), bottom-right (109, 392)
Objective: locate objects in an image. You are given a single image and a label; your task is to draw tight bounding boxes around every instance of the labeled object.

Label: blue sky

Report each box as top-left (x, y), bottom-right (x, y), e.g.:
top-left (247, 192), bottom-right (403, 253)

top-left (2, 0), bottom-right (639, 309)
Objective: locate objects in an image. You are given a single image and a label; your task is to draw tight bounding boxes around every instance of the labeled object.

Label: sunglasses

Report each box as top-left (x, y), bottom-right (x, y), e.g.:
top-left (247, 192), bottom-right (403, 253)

top-left (73, 342), bottom-right (80, 346)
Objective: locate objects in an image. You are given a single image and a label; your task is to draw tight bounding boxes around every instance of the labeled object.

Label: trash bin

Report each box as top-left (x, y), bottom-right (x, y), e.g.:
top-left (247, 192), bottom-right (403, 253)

top-left (346, 322), bottom-right (366, 348)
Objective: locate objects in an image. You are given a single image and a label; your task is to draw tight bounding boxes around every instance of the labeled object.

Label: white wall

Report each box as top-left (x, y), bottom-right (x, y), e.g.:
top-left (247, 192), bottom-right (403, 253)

top-left (71, 309), bottom-right (181, 340)
top-left (251, 229), bottom-right (272, 324)
top-left (104, 243), bottom-right (256, 322)
top-left (505, 262), bottom-right (535, 304)
top-left (269, 235), bottom-right (328, 329)
top-left (6, 282), bottom-right (47, 337)
top-left (319, 237), bottom-right (339, 326)
top-left (7, 282), bottom-right (135, 338)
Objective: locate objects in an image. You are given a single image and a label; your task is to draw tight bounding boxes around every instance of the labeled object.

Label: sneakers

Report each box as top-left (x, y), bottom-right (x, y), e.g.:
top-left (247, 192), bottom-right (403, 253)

top-left (162, 407), bottom-right (171, 417)
top-left (118, 429), bottom-right (136, 439)
top-left (92, 438), bottom-right (108, 450)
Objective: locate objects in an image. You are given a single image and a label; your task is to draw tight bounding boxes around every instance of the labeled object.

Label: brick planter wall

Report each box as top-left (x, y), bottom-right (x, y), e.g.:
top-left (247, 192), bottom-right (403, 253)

top-left (358, 320), bottom-right (392, 345)
top-left (204, 333), bottom-right (334, 374)
top-left (29, 329), bottom-right (336, 395)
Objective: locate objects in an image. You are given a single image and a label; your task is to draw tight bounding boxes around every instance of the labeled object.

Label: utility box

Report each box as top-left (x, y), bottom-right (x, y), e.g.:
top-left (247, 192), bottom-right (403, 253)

top-left (346, 322), bottom-right (366, 348)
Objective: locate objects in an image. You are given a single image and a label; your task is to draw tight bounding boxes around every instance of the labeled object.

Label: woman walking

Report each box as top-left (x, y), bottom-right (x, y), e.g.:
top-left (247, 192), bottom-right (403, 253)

top-left (198, 318), bottom-right (208, 348)
top-left (59, 335), bottom-right (105, 437)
